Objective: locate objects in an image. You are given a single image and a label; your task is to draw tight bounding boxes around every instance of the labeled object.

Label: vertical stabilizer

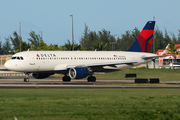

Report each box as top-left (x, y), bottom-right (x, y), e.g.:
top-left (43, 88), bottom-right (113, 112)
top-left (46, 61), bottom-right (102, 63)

top-left (127, 21), bottom-right (155, 53)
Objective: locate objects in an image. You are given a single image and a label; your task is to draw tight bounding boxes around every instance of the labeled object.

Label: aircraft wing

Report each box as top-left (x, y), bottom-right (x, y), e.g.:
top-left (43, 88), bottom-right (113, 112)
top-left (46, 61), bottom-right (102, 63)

top-left (66, 60), bottom-right (144, 68)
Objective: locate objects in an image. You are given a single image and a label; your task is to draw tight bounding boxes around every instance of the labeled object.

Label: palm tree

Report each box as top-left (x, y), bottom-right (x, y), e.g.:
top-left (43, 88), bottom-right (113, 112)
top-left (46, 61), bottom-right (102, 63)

top-left (62, 40), bottom-right (82, 51)
top-left (28, 31), bottom-right (41, 50)
top-left (164, 42), bottom-right (179, 70)
top-left (93, 42), bottom-right (107, 51)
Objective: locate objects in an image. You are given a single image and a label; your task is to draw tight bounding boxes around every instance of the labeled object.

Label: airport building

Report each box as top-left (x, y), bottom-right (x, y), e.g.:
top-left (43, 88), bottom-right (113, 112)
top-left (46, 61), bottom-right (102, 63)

top-left (156, 44), bottom-right (180, 69)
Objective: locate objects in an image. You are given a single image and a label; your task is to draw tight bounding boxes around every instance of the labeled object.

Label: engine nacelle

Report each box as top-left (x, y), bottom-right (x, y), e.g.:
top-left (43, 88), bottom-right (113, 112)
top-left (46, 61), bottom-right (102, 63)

top-left (32, 73), bottom-right (54, 79)
top-left (69, 67), bottom-right (89, 79)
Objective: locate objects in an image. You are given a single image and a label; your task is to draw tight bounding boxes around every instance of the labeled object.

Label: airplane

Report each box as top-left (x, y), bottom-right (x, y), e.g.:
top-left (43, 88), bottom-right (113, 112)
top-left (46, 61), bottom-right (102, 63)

top-left (4, 21), bottom-right (157, 82)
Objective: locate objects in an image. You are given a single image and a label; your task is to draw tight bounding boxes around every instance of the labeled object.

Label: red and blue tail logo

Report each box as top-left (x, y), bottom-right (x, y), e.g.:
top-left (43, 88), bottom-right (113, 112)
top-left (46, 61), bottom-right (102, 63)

top-left (127, 21), bottom-right (155, 53)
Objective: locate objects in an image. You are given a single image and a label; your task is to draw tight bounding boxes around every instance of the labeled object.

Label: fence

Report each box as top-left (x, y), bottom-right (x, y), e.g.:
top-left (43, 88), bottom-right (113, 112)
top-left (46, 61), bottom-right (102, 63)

top-left (0, 55), bottom-right (12, 65)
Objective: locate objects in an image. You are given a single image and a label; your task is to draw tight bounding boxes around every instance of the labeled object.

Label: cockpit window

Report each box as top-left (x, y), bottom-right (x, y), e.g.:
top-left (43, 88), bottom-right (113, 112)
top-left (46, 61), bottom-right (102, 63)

top-left (11, 57), bottom-right (16, 59)
top-left (11, 56), bottom-right (24, 60)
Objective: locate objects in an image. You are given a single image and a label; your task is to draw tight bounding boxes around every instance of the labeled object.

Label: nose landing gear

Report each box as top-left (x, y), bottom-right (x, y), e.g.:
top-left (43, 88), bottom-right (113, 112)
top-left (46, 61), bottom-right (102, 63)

top-left (24, 77), bottom-right (29, 82)
top-left (24, 72), bottom-right (30, 82)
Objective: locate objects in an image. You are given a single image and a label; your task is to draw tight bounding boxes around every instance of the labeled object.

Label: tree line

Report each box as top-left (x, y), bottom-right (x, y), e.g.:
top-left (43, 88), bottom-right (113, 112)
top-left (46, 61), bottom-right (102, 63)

top-left (1, 24), bottom-right (180, 55)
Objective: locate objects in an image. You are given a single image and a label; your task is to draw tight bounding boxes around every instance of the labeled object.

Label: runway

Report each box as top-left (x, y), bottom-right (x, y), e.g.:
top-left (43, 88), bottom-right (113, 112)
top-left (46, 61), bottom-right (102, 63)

top-left (0, 76), bottom-right (180, 88)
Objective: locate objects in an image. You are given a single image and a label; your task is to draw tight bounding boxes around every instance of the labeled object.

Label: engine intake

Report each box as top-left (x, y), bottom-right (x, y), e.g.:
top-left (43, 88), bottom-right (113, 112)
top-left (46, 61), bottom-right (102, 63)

top-left (69, 67), bottom-right (89, 79)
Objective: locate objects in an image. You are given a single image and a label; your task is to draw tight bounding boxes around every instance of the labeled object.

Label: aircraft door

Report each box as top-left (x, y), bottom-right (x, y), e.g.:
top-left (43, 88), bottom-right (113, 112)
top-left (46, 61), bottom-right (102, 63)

top-left (30, 54), bottom-right (35, 65)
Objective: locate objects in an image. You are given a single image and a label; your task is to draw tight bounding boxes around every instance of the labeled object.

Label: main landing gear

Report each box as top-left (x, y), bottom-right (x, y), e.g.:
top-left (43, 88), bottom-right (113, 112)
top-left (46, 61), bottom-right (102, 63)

top-left (62, 75), bottom-right (71, 82)
top-left (62, 75), bottom-right (96, 82)
top-left (24, 72), bottom-right (30, 82)
top-left (87, 76), bottom-right (96, 82)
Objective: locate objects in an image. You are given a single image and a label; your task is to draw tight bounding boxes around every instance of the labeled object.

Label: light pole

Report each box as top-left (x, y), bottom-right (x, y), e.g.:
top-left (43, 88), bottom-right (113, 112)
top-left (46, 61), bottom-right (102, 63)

top-left (153, 17), bottom-right (155, 68)
top-left (17, 22), bottom-right (21, 52)
top-left (110, 42), bottom-right (114, 51)
top-left (153, 17), bottom-right (155, 54)
top-left (39, 31), bottom-right (43, 41)
top-left (114, 34), bottom-right (117, 51)
top-left (70, 15), bottom-right (74, 51)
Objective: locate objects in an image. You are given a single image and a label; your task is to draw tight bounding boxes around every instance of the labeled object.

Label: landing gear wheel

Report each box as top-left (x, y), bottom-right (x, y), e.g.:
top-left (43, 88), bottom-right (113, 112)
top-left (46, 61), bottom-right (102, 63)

top-left (62, 76), bottom-right (71, 82)
top-left (87, 76), bottom-right (96, 82)
top-left (24, 72), bottom-right (30, 82)
top-left (24, 78), bottom-right (29, 82)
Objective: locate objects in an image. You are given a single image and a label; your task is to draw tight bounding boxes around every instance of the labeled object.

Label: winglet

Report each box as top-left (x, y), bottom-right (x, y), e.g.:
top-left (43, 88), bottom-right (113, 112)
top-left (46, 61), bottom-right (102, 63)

top-left (127, 21), bottom-right (155, 53)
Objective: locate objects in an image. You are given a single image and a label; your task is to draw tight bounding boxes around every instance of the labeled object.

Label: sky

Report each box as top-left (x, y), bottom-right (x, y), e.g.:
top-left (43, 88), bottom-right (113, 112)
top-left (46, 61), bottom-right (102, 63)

top-left (0, 0), bottom-right (180, 46)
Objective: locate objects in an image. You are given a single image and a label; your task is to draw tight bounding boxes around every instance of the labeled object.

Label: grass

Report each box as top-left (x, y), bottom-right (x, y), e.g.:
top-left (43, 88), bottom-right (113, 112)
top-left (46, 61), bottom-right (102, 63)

top-left (0, 89), bottom-right (180, 120)
top-left (93, 67), bottom-right (180, 80)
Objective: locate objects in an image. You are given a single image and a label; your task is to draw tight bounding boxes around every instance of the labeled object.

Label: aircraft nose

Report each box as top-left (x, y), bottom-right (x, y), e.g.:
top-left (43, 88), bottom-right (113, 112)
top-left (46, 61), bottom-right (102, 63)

top-left (4, 61), bottom-right (12, 70)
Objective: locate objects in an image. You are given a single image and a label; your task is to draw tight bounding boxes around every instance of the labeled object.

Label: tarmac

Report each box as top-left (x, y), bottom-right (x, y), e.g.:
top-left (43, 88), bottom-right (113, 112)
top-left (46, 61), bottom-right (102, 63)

top-left (0, 65), bottom-right (180, 88)
top-left (0, 76), bottom-right (180, 89)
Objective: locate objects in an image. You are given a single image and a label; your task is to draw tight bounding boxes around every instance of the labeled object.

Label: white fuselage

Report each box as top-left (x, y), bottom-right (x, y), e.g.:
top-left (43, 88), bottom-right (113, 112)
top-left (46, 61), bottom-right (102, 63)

top-left (4, 51), bottom-right (157, 73)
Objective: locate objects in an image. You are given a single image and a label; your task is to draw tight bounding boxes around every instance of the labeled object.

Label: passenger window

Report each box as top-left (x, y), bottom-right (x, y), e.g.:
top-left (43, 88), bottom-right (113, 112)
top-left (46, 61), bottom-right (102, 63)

top-left (17, 57), bottom-right (20, 60)
top-left (20, 57), bottom-right (23, 60)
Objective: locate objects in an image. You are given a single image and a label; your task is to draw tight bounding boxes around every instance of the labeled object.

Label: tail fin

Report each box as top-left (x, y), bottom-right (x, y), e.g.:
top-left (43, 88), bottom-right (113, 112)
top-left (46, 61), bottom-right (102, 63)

top-left (127, 21), bottom-right (155, 53)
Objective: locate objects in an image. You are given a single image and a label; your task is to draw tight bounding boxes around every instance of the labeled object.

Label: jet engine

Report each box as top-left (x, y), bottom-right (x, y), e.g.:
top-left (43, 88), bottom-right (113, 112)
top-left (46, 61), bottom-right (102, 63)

top-left (69, 67), bottom-right (89, 79)
top-left (32, 73), bottom-right (54, 79)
